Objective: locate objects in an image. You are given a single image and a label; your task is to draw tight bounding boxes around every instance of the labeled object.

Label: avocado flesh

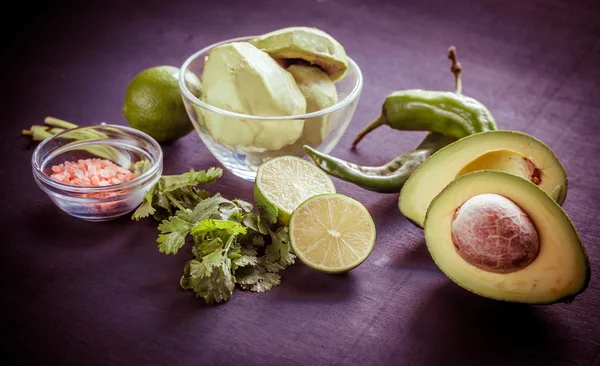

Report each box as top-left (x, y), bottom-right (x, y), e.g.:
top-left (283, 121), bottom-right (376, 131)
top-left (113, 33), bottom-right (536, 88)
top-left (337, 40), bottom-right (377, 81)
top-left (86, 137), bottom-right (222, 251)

top-left (400, 130), bottom-right (568, 228)
top-left (456, 149), bottom-right (540, 182)
top-left (249, 27), bottom-right (349, 81)
top-left (200, 42), bottom-right (306, 151)
top-left (243, 64), bottom-right (338, 166)
top-left (424, 170), bottom-right (590, 304)
top-left (287, 64), bottom-right (337, 146)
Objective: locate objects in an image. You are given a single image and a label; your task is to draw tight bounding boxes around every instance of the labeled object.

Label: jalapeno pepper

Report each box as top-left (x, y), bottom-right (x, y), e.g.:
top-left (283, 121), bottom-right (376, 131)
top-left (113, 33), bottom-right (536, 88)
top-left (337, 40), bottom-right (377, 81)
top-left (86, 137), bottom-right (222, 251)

top-left (303, 46), bottom-right (498, 193)
top-left (351, 90), bottom-right (497, 148)
top-left (304, 132), bottom-right (456, 193)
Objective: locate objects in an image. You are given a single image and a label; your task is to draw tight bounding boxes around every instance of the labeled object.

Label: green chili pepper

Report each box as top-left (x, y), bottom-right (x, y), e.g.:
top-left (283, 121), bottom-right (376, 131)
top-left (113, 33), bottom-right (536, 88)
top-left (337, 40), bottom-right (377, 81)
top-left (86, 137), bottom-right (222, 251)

top-left (303, 46), bottom-right (498, 193)
top-left (304, 132), bottom-right (456, 193)
top-left (351, 90), bottom-right (497, 148)
top-left (351, 47), bottom-right (496, 147)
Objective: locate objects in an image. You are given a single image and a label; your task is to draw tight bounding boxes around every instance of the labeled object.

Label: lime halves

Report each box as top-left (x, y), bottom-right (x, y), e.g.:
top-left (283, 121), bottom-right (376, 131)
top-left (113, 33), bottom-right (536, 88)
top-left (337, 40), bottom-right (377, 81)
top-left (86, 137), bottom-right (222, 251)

top-left (254, 156), bottom-right (336, 225)
top-left (290, 194), bottom-right (376, 273)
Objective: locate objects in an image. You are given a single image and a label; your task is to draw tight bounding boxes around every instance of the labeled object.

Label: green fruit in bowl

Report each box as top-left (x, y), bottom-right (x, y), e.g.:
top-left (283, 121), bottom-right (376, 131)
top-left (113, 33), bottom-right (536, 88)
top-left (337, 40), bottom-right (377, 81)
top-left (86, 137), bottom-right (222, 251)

top-left (200, 42), bottom-right (307, 151)
top-left (122, 65), bottom-right (201, 143)
top-left (242, 64), bottom-right (338, 167)
top-left (287, 64), bottom-right (337, 146)
top-left (249, 27), bottom-right (349, 81)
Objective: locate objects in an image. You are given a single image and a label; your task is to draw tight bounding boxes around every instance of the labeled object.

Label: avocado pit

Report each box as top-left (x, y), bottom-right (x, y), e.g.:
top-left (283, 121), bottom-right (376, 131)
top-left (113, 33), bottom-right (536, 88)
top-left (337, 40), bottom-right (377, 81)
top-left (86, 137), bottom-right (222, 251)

top-left (451, 193), bottom-right (540, 273)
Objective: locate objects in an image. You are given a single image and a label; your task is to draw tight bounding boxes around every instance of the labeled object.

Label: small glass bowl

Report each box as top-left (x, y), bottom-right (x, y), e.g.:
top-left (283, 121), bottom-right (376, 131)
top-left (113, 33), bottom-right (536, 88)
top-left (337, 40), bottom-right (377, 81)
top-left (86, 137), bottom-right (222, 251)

top-left (31, 125), bottom-right (163, 222)
top-left (179, 35), bottom-right (363, 181)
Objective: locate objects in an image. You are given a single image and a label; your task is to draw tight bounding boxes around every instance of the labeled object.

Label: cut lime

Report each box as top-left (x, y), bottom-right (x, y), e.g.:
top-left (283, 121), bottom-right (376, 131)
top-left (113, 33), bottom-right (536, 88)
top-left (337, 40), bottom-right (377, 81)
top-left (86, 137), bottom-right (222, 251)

top-left (254, 156), bottom-right (336, 225)
top-left (289, 193), bottom-right (376, 273)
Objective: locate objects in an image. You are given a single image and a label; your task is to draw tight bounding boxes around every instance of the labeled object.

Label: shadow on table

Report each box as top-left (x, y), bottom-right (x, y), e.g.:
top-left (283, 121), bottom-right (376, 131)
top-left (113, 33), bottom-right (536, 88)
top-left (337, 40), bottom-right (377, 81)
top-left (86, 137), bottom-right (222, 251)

top-left (276, 263), bottom-right (356, 302)
top-left (15, 205), bottom-right (144, 250)
top-left (402, 282), bottom-right (567, 366)
top-left (389, 239), bottom-right (435, 269)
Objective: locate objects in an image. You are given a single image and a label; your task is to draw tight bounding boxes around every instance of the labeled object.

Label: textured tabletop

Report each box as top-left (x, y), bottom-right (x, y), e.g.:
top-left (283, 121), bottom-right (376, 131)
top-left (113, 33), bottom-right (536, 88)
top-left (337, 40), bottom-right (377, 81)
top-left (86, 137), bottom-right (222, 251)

top-left (3, 0), bottom-right (600, 365)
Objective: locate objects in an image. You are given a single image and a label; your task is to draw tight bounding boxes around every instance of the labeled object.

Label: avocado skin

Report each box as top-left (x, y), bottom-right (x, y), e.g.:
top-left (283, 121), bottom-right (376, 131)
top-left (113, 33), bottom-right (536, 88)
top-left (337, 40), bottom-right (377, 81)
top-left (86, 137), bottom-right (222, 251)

top-left (423, 170), bottom-right (590, 305)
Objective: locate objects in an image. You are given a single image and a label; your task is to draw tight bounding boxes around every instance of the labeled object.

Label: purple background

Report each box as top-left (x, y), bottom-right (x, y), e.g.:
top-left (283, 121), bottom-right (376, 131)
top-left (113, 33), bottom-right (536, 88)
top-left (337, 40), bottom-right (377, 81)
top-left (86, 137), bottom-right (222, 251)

top-left (3, 0), bottom-right (600, 365)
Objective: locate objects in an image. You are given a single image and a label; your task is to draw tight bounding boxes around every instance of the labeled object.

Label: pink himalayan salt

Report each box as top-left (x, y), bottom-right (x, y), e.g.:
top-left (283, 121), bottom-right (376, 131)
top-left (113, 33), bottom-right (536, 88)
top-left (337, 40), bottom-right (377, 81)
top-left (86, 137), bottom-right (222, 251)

top-left (50, 158), bottom-right (136, 187)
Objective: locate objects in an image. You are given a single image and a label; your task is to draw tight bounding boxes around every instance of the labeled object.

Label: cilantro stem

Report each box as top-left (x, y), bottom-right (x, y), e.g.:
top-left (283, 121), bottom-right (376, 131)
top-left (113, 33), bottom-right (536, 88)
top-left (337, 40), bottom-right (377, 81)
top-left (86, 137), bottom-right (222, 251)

top-left (165, 192), bottom-right (186, 212)
top-left (187, 190), bottom-right (203, 202)
top-left (224, 234), bottom-right (236, 252)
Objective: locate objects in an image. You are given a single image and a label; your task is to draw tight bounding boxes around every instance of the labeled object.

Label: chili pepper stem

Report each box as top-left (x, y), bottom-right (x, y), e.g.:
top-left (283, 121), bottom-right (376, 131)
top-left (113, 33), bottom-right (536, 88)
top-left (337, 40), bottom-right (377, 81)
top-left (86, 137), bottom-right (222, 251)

top-left (448, 46), bottom-right (463, 95)
top-left (351, 114), bottom-right (387, 149)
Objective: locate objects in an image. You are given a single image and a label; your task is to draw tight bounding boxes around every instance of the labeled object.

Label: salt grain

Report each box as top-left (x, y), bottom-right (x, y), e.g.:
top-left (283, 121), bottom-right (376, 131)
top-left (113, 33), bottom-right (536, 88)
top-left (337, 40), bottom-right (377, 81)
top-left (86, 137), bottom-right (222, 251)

top-left (50, 158), bottom-right (137, 187)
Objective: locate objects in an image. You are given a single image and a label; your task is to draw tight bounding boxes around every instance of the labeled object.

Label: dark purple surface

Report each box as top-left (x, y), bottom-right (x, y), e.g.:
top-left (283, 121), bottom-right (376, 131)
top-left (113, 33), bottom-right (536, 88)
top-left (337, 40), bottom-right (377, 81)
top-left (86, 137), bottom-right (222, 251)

top-left (3, 0), bottom-right (600, 365)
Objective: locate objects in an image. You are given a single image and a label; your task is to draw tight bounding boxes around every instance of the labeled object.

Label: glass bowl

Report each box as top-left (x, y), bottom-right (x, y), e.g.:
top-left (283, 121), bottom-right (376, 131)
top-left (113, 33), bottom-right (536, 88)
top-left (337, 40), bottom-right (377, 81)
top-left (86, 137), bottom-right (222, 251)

top-left (179, 35), bottom-right (363, 181)
top-left (31, 125), bottom-right (163, 222)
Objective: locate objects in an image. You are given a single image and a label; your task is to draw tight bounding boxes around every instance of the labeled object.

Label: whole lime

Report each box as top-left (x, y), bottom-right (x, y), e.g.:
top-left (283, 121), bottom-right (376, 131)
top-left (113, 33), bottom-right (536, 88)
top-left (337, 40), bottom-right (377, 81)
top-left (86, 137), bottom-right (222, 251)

top-left (122, 65), bottom-right (201, 143)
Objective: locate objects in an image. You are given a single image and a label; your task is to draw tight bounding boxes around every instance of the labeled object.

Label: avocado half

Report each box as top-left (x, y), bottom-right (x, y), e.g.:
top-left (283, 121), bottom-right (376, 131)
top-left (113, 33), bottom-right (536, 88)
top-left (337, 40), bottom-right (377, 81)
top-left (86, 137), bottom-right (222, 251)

top-left (424, 170), bottom-right (590, 304)
top-left (400, 130), bottom-right (568, 228)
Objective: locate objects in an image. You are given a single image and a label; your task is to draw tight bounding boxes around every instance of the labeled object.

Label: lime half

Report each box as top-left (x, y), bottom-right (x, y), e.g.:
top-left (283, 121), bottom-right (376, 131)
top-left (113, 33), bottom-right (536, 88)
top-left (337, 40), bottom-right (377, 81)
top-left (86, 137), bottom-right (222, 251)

top-left (289, 193), bottom-right (376, 273)
top-left (254, 156), bottom-right (336, 225)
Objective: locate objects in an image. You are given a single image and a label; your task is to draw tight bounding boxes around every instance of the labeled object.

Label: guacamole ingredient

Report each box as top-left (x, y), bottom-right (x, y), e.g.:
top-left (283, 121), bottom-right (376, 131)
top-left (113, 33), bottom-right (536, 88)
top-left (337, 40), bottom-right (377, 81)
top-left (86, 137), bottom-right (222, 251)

top-left (200, 42), bottom-right (306, 151)
top-left (22, 116), bottom-right (79, 141)
top-left (351, 47), bottom-right (496, 148)
top-left (132, 168), bottom-right (296, 304)
top-left (132, 167), bottom-right (223, 221)
top-left (303, 47), bottom-right (479, 193)
top-left (287, 64), bottom-right (337, 146)
top-left (351, 90), bottom-right (496, 148)
top-left (249, 26), bottom-right (349, 81)
top-left (254, 155), bottom-right (336, 225)
top-left (289, 193), bottom-right (375, 273)
top-left (50, 158), bottom-right (137, 187)
top-left (122, 65), bottom-right (201, 143)
top-left (424, 170), bottom-right (590, 304)
top-left (400, 130), bottom-right (569, 228)
top-left (305, 132), bottom-right (456, 193)
top-left (23, 117), bottom-right (138, 168)
top-left (451, 193), bottom-right (540, 273)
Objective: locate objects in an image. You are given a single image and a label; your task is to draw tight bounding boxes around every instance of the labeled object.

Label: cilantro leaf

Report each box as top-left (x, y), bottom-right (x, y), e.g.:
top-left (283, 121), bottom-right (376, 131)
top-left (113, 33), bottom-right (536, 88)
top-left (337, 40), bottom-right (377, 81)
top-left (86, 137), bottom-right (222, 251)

top-left (242, 212), bottom-right (261, 233)
top-left (156, 195), bottom-right (236, 255)
top-left (217, 201), bottom-right (244, 222)
top-left (233, 245), bottom-right (258, 268)
top-left (259, 256), bottom-right (287, 273)
top-left (177, 194), bottom-right (230, 223)
top-left (132, 188), bottom-right (156, 220)
top-left (252, 235), bottom-right (265, 247)
top-left (237, 267), bottom-right (281, 292)
top-left (181, 256), bottom-right (234, 304)
top-left (132, 168), bottom-right (223, 222)
top-left (157, 216), bottom-right (195, 254)
top-left (266, 226), bottom-right (296, 266)
top-left (134, 166), bottom-right (300, 305)
top-left (161, 168), bottom-right (222, 193)
top-left (232, 199), bottom-right (253, 213)
top-left (191, 219), bottom-right (246, 238)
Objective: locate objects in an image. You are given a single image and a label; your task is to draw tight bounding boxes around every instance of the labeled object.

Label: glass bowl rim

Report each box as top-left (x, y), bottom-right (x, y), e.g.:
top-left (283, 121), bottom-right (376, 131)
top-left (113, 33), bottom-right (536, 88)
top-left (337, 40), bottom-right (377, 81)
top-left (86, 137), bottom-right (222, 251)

top-left (178, 35), bottom-right (363, 120)
top-left (31, 124), bottom-right (163, 195)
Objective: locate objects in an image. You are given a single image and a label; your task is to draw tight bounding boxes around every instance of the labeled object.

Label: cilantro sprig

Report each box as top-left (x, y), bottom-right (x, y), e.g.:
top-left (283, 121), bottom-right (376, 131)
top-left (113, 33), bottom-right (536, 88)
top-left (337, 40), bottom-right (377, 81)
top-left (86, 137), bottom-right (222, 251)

top-left (132, 168), bottom-right (295, 304)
